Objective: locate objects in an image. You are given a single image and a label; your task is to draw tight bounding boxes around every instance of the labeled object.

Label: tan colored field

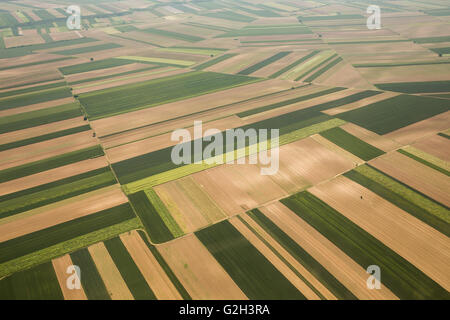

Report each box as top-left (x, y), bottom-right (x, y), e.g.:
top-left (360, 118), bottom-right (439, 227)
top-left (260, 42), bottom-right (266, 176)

top-left (309, 176), bottom-right (450, 291)
top-left (90, 79), bottom-right (292, 137)
top-left (370, 152), bottom-right (450, 207)
top-left (4, 35), bottom-right (45, 48)
top-left (120, 231), bottom-right (182, 300)
top-left (385, 111), bottom-right (450, 146)
top-left (264, 137), bottom-right (355, 192)
top-left (155, 176), bottom-right (227, 234)
top-left (73, 68), bottom-right (188, 94)
top-left (157, 234), bottom-right (247, 299)
top-left (311, 134), bottom-right (364, 166)
top-left (412, 134), bottom-right (450, 162)
top-left (0, 185), bottom-right (127, 242)
top-left (313, 61), bottom-right (375, 89)
top-left (0, 157), bottom-right (109, 197)
top-left (230, 216), bottom-right (321, 300)
top-left (0, 97), bottom-right (75, 118)
top-left (88, 242), bottom-right (134, 300)
top-left (192, 162), bottom-right (287, 216)
top-left (360, 64), bottom-right (450, 83)
top-left (0, 117), bottom-right (86, 145)
top-left (50, 31), bottom-right (83, 42)
top-left (0, 131), bottom-right (96, 171)
top-left (250, 50), bottom-right (310, 78)
top-left (324, 92), bottom-right (400, 116)
top-left (52, 254), bottom-right (88, 300)
top-left (259, 202), bottom-right (398, 300)
top-left (0, 68), bottom-right (62, 90)
top-left (340, 122), bottom-right (402, 152)
top-left (65, 62), bottom-right (148, 83)
top-left (107, 115), bottom-right (245, 163)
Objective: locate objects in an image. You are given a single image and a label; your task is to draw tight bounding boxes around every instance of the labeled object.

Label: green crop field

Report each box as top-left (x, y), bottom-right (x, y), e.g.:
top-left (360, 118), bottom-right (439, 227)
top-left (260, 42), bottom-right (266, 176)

top-left (0, 102), bottom-right (82, 134)
top-left (298, 14), bottom-right (364, 21)
top-left (0, 203), bottom-right (136, 265)
top-left (345, 165), bottom-right (450, 236)
top-left (0, 125), bottom-right (90, 152)
top-left (430, 47), bottom-right (450, 55)
top-left (142, 27), bottom-right (204, 42)
top-left (196, 220), bottom-right (306, 299)
top-left (70, 248), bottom-right (111, 300)
top-left (78, 71), bottom-right (259, 119)
top-left (304, 57), bottom-right (343, 82)
top-left (193, 53), bottom-right (237, 70)
top-left (337, 95), bottom-right (450, 135)
top-left (0, 86), bottom-right (72, 111)
top-left (128, 191), bottom-right (174, 244)
top-left (59, 58), bottom-right (134, 75)
top-left (51, 43), bottom-right (122, 55)
top-left (319, 127), bottom-right (385, 161)
top-left (217, 25), bottom-right (312, 37)
top-left (0, 167), bottom-right (116, 219)
top-left (0, 262), bottom-right (63, 300)
top-left (0, 81), bottom-right (67, 98)
top-left (238, 51), bottom-right (291, 75)
top-left (104, 237), bottom-right (157, 300)
top-left (0, 145), bottom-right (104, 184)
top-left (246, 209), bottom-right (356, 300)
top-left (375, 81), bottom-right (450, 93)
top-left (281, 191), bottom-right (450, 299)
top-left (269, 50), bottom-right (320, 78)
top-left (203, 11), bottom-right (255, 23)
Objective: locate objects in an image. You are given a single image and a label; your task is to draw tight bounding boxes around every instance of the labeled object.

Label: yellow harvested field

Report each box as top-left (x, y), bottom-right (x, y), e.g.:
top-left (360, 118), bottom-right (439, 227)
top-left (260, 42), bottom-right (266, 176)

top-left (120, 231), bottom-right (182, 300)
top-left (309, 176), bottom-right (450, 291)
top-left (370, 152), bottom-right (450, 207)
top-left (88, 242), bottom-right (134, 300)
top-left (412, 134), bottom-right (450, 162)
top-left (0, 157), bottom-right (109, 197)
top-left (52, 254), bottom-right (88, 300)
top-left (260, 202), bottom-right (398, 300)
top-left (157, 234), bottom-right (247, 300)
top-left (0, 185), bottom-right (127, 242)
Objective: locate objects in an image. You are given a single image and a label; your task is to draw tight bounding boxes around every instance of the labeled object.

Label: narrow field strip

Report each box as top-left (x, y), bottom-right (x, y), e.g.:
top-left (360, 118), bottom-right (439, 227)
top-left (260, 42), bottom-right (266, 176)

top-left (52, 254), bottom-right (88, 300)
top-left (104, 237), bottom-right (157, 300)
top-left (345, 165), bottom-right (450, 236)
top-left (319, 127), bottom-right (385, 161)
top-left (269, 50), bottom-right (320, 78)
top-left (195, 220), bottom-right (306, 300)
top-left (398, 149), bottom-right (449, 176)
top-left (238, 51), bottom-right (291, 75)
top-left (70, 248), bottom-right (110, 300)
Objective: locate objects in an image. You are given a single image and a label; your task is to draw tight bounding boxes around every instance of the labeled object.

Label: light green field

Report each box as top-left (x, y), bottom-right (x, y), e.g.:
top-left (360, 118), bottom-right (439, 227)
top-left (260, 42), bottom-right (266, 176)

top-left (117, 56), bottom-right (196, 66)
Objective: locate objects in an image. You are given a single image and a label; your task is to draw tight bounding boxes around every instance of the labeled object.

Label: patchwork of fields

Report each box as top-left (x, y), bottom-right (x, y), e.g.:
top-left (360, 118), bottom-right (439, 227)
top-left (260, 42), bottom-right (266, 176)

top-left (0, 0), bottom-right (449, 301)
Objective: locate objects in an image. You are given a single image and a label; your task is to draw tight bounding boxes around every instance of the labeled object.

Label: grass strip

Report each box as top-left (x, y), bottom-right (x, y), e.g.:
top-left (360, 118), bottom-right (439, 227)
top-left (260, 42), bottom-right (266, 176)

top-left (398, 149), bottom-right (449, 176)
top-left (193, 53), bottom-right (237, 70)
top-left (269, 50), bottom-right (320, 78)
top-left (304, 57), bottom-right (343, 82)
top-left (238, 51), bottom-right (291, 75)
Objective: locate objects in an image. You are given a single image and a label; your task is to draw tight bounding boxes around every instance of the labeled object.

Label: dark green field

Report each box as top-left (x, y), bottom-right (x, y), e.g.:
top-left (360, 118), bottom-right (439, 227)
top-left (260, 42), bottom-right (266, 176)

top-left (269, 50), bottom-right (320, 78)
top-left (337, 94), bottom-right (450, 135)
top-left (128, 191), bottom-right (174, 244)
top-left (0, 102), bottom-right (82, 134)
top-left (0, 145), bottom-right (104, 184)
top-left (0, 86), bottom-right (72, 111)
top-left (375, 81), bottom-right (450, 93)
top-left (238, 51), bottom-right (291, 75)
top-left (247, 210), bottom-right (356, 300)
top-left (59, 58), bottom-right (135, 75)
top-left (142, 27), bottom-right (204, 42)
top-left (195, 220), bottom-right (306, 299)
top-left (319, 127), bottom-right (385, 161)
top-left (79, 71), bottom-right (259, 119)
top-left (104, 237), bottom-right (157, 300)
top-left (193, 53), bottom-right (237, 70)
top-left (51, 43), bottom-right (122, 56)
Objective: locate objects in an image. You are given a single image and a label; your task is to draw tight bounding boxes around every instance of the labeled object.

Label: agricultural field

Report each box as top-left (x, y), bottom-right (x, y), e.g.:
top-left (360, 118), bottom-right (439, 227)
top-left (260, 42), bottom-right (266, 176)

top-left (0, 0), bottom-right (449, 304)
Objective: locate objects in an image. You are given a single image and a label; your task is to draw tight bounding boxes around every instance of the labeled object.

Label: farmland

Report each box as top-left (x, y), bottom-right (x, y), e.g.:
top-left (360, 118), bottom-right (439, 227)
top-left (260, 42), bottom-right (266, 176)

top-left (0, 0), bottom-right (449, 302)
